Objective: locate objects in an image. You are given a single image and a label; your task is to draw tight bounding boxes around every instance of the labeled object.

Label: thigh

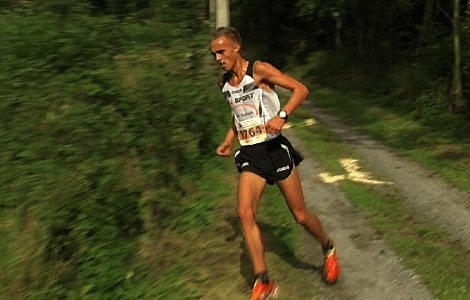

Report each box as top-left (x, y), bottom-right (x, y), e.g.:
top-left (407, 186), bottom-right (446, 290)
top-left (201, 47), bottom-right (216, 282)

top-left (276, 168), bottom-right (307, 213)
top-left (238, 171), bottom-right (267, 213)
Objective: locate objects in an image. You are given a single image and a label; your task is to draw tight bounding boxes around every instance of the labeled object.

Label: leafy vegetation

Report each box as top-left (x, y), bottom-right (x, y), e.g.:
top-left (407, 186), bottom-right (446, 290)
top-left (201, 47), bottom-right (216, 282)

top-left (232, 0), bottom-right (470, 114)
top-left (2, 0), bottom-right (470, 299)
top-left (0, 6), bottom-right (231, 299)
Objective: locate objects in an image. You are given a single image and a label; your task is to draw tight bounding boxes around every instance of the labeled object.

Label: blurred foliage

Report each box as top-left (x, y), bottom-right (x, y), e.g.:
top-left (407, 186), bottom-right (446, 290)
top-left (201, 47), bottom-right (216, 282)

top-left (232, 0), bottom-right (469, 117)
top-left (0, 5), bottom-right (229, 299)
top-left (1, 0), bottom-right (470, 298)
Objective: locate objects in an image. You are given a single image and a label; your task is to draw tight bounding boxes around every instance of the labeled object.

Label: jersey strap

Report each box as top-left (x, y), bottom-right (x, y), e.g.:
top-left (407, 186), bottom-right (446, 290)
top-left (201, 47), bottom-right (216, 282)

top-left (222, 60), bottom-right (259, 86)
top-left (222, 71), bottom-right (233, 86)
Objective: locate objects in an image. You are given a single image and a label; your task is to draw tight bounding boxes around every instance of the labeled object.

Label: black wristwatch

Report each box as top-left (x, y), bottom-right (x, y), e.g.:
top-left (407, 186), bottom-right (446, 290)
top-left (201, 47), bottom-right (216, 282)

top-left (278, 110), bottom-right (289, 120)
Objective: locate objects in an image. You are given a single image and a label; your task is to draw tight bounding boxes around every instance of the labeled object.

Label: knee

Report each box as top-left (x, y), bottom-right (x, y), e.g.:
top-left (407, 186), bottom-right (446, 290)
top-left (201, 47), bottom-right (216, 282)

top-left (237, 207), bottom-right (256, 225)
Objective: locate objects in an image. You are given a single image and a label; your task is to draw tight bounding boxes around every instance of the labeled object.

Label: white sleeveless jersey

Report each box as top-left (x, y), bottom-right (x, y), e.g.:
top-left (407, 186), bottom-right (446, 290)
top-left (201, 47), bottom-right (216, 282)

top-left (222, 61), bottom-right (281, 146)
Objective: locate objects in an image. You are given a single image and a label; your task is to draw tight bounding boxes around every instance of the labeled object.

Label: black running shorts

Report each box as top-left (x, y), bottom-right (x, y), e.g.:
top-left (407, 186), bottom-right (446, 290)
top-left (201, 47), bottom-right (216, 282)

top-left (234, 135), bottom-right (303, 185)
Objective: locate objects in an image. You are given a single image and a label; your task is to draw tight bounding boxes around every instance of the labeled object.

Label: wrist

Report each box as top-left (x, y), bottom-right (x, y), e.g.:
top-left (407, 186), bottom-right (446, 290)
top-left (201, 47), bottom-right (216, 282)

top-left (278, 110), bottom-right (289, 121)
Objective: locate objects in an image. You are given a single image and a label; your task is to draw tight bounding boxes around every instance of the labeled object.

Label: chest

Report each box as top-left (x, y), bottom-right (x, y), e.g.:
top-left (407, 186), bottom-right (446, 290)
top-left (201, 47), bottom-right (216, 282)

top-left (222, 76), bottom-right (261, 107)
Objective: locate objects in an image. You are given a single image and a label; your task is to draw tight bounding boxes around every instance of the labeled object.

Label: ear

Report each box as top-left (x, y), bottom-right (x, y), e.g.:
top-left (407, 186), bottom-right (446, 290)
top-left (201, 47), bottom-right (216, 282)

top-left (234, 43), bottom-right (241, 54)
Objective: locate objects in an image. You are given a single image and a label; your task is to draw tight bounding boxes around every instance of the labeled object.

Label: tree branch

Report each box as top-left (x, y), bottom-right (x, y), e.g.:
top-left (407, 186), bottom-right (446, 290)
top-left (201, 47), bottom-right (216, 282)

top-left (437, 2), bottom-right (453, 23)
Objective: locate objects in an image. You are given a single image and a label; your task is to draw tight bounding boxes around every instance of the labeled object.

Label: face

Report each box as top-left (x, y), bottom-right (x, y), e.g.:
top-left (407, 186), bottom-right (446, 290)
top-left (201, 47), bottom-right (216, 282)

top-left (210, 35), bottom-right (241, 72)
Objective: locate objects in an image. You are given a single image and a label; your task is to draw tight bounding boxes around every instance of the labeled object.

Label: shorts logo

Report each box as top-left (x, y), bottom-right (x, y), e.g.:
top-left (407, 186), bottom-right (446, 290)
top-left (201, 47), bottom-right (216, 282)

top-left (276, 165), bottom-right (290, 172)
top-left (242, 162), bottom-right (250, 168)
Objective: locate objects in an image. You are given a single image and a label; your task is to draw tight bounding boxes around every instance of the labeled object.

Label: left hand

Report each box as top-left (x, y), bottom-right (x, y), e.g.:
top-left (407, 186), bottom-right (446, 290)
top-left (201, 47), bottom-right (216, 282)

top-left (266, 116), bottom-right (286, 134)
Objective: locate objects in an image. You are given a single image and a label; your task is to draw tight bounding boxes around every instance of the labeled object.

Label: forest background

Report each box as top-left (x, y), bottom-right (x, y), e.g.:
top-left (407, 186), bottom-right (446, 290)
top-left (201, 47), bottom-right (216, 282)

top-left (1, 0), bottom-right (469, 299)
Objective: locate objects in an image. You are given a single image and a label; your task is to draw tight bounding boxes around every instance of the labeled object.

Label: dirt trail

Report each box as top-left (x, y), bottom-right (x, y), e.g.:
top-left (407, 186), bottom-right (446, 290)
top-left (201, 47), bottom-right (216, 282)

top-left (202, 98), bottom-right (470, 300)
top-left (305, 103), bottom-right (470, 246)
top-left (283, 128), bottom-right (435, 300)
top-left (277, 100), bottom-right (469, 299)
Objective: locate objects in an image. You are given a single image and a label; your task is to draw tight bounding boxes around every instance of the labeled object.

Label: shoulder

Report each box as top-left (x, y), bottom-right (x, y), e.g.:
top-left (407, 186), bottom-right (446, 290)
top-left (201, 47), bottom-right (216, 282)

top-left (217, 76), bottom-right (224, 89)
top-left (252, 61), bottom-right (308, 93)
top-left (253, 61), bottom-right (283, 80)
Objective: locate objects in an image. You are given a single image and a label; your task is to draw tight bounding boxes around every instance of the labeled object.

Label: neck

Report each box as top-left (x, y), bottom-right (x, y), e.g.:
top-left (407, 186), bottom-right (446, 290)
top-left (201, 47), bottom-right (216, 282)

top-left (231, 57), bottom-right (249, 78)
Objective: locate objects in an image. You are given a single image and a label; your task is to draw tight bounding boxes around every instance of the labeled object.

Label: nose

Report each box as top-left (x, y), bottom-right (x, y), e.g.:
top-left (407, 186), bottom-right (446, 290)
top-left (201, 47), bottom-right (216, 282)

top-left (216, 53), bottom-right (221, 61)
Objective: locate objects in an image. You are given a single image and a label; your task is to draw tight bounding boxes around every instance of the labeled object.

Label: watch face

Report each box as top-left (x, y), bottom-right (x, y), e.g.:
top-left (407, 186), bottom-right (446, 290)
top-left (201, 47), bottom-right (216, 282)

top-left (279, 111), bottom-right (287, 119)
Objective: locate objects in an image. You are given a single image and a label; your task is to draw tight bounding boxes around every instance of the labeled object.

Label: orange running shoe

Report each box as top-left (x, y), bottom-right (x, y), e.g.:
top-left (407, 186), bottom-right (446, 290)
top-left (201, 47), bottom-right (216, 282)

top-left (251, 274), bottom-right (279, 300)
top-left (323, 241), bottom-right (341, 284)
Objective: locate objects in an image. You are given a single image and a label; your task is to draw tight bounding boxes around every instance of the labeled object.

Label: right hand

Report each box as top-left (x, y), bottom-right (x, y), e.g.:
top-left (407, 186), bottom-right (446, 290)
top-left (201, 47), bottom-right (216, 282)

top-left (217, 141), bottom-right (233, 157)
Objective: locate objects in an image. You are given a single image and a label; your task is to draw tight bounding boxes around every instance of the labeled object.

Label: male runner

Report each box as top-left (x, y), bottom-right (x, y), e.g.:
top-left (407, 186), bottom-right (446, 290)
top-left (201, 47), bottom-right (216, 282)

top-left (210, 27), bottom-right (341, 300)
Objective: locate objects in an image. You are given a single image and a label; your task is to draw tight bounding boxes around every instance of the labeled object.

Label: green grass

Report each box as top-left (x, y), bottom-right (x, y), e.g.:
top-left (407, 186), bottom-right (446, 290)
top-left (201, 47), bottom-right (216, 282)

top-left (135, 157), bottom-right (318, 300)
top-left (298, 84), bottom-right (470, 193)
top-left (289, 105), bottom-right (470, 300)
top-left (0, 11), bottom-right (233, 299)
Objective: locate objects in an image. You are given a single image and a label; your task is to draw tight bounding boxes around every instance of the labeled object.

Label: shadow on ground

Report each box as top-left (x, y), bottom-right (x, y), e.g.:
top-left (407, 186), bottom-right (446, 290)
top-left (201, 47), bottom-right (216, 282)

top-left (224, 216), bottom-right (321, 286)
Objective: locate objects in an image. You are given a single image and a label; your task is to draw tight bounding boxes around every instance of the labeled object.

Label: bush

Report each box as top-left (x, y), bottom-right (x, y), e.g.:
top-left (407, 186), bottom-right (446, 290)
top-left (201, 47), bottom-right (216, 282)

top-left (0, 10), bottom-right (229, 299)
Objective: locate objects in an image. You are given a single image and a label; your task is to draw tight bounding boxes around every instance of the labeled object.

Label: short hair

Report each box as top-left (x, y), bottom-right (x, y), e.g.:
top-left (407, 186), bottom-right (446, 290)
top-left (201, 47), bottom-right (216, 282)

top-left (210, 27), bottom-right (242, 47)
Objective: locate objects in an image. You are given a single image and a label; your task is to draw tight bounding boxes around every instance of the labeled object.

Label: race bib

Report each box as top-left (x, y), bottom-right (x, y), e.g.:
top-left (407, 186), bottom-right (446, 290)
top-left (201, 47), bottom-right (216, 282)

top-left (238, 124), bottom-right (268, 146)
top-left (232, 99), bottom-right (269, 146)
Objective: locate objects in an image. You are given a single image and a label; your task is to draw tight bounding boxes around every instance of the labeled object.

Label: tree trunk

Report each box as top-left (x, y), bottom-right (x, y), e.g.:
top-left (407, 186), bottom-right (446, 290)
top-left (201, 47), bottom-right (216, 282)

top-left (365, 4), bottom-right (378, 64)
top-left (451, 0), bottom-right (467, 113)
top-left (216, 0), bottom-right (229, 28)
top-left (358, 26), bottom-right (364, 55)
top-left (209, 0), bottom-right (216, 22)
top-left (333, 12), bottom-right (342, 48)
top-left (261, 0), bottom-right (271, 54)
top-left (417, 0), bottom-right (435, 55)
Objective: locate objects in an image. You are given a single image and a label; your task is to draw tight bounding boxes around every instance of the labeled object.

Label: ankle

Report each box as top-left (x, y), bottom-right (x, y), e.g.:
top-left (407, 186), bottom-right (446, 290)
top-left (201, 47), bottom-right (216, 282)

top-left (254, 272), bottom-right (270, 284)
top-left (323, 240), bottom-right (334, 252)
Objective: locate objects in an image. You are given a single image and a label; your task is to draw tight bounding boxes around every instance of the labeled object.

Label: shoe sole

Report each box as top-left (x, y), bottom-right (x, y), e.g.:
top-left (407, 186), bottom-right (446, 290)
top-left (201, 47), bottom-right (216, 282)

top-left (270, 285), bottom-right (279, 299)
top-left (251, 285), bottom-right (279, 300)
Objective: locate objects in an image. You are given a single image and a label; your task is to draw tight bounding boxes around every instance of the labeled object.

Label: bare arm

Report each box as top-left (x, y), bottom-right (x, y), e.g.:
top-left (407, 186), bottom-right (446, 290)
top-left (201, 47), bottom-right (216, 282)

top-left (254, 62), bottom-right (310, 133)
top-left (217, 76), bottom-right (238, 157)
top-left (217, 118), bottom-right (237, 157)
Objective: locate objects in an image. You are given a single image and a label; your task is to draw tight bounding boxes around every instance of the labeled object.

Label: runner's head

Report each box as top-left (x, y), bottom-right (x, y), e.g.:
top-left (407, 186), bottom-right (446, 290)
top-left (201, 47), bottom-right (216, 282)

top-left (210, 27), bottom-right (242, 50)
top-left (210, 27), bottom-right (243, 71)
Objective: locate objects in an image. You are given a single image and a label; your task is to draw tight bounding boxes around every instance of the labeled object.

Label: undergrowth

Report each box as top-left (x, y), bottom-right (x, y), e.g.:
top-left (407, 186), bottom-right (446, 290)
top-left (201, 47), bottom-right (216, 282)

top-left (0, 9), bottom-right (230, 299)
